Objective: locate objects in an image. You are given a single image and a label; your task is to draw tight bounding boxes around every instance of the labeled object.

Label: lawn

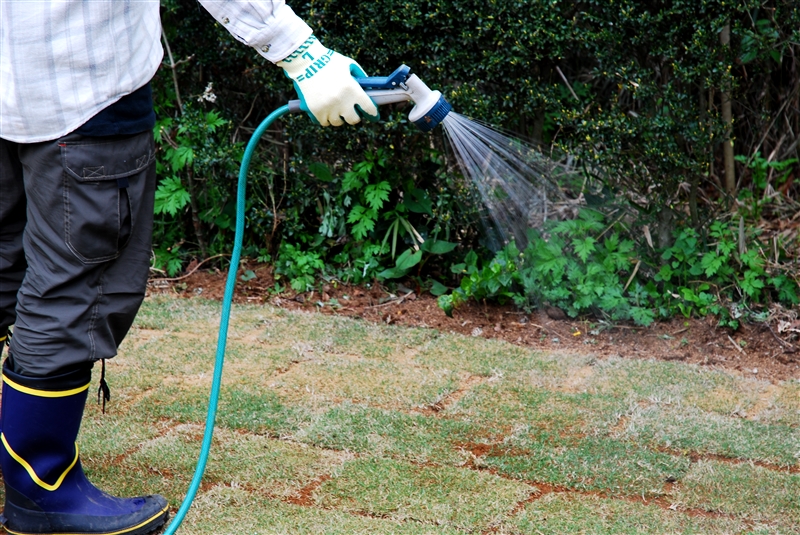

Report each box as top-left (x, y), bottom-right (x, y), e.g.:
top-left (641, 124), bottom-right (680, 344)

top-left (39, 296), bottom-right (800, 534)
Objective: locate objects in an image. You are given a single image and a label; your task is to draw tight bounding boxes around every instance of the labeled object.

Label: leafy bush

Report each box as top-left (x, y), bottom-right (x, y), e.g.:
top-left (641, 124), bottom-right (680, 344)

top-left (654, 221), bottom-right (799, 327)
top-left (517, 210), bottom-right (655, 326)
top-left (154, 0), bottom-right (799, 264)
top-left (438, 208), bottom-right (799, 327)
top-left (274, 242), bottom-right (325, 292)
top-left (438, 245), bottom-right (522, 317)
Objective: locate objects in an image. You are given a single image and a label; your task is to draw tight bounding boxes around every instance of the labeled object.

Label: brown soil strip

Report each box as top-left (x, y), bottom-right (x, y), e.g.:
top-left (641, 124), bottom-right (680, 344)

top-left (270, 354), bottom-right (310, 378)
top-left (461, 437), bottom-right (799, 476)
top-left (655, 446), bottom-right (800, 474)
top-left (284, 474), bottom-right (331, 506)
top-left (102, 403), bottom-right (791, 530)
top-left (346, 510), bottom-right (397, 520)
top-left (496, 471), bottom-right (741, 521)
top-left (508, 483), bottom-right (571, 515)
top-left (102, 418), bottom-right (188, 468)
top-left (418, 374), bottom-right (487, 415)
top-left (447, 441), bottom-right (771, 523)
top-left (123, 428), bottom-right (766, 530)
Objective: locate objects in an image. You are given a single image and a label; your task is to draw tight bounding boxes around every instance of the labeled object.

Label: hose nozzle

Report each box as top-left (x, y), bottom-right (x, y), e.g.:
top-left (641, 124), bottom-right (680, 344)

top-left (287, 65), bottom-right (452, 131)
top-left (356, 65), bottom-right (452, 132)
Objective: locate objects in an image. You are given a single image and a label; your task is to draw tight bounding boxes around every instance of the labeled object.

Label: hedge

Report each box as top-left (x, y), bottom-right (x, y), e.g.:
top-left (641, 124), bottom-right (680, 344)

top-left (152, 0), bottom-right (800, 281)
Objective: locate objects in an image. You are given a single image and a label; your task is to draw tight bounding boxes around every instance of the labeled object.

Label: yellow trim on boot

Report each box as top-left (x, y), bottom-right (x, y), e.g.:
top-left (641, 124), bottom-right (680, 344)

top-left (1, 374), bottom-right (90, 398)
top-left (0, 434), bottom-right (79, 491)
top-left (0, 503), bottom-right (169, 535)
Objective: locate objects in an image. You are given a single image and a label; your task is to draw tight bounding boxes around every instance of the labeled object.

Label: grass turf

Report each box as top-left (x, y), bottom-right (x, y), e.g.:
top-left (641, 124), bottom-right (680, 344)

top-left (9, 296), bottom-right (796, 534)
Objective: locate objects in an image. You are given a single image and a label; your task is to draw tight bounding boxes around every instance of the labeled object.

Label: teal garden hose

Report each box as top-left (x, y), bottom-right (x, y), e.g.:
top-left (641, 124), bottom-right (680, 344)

top-left (162, 66), bottom-right (450, 533)
top-left (161, 104), bottom-right (292, 534)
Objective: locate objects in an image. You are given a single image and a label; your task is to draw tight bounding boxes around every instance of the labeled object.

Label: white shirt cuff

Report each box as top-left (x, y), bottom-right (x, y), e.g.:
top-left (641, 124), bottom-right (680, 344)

top-left (198, 1), bottom-right (313, 63)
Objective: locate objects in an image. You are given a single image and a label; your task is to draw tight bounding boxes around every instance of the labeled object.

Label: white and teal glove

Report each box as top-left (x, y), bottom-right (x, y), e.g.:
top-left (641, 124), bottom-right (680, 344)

top-left (278, 35), bottom-right (379, 126)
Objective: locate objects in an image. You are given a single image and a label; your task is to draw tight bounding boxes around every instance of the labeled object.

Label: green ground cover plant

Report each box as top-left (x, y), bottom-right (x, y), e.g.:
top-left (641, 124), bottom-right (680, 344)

top-left (438, 207), bottom-right (799, 327)
top-left (23, 296), bottom-right (798, 535)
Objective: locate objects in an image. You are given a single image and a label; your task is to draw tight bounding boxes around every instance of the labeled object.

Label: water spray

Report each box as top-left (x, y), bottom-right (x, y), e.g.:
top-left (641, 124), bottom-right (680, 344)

top-left (347, 65), bottom-right (563, 249)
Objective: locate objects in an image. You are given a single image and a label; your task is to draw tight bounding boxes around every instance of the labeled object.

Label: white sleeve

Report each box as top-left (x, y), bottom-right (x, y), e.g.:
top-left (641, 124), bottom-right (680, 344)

top-left (197, 1), bottom-right (313, 63)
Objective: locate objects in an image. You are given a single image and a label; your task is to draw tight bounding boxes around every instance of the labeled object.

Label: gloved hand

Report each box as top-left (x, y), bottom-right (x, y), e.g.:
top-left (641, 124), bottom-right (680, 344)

top-left (278, 35), bottom-right (379, 126)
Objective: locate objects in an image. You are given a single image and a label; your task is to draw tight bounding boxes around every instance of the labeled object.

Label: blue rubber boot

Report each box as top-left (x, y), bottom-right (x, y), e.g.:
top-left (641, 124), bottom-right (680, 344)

top-left (0, 359), bottom-right (169, 535)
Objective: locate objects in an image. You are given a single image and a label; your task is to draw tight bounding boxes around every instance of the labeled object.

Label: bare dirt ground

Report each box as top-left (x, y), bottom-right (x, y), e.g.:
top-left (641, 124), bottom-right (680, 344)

top-left (148, 261), bottom-right (800, 383)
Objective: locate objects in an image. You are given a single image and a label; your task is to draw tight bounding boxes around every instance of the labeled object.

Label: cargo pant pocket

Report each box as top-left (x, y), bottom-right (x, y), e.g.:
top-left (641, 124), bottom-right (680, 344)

top-left (60, 134), bottom-right (155, 264)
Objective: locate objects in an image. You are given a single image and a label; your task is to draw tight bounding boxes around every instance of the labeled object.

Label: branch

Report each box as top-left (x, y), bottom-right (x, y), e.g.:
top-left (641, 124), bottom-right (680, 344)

top-left (555, 66), bottom-right (581, 102)
top-left (160, 28), bottom-right (194, 113)
top-left (148, 254), bottom-right (230, 283)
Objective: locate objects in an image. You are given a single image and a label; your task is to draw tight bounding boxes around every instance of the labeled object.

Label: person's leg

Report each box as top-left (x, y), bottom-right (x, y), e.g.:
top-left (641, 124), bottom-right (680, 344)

top-left (9, 130), bottom-right (156, 375)
top-left (0, 139), bottom-right (27, 356)
top-left (0, 131), bottom-right (168, 535)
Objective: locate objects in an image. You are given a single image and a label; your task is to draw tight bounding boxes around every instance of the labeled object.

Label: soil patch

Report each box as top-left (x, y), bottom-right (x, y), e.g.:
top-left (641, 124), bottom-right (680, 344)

top-left (148, 262), bottom-right (800, 383)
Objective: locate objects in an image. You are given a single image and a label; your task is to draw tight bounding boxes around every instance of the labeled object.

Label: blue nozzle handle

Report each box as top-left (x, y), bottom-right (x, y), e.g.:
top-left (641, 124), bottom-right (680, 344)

top-left (356, 65), bottom-right (411, 90)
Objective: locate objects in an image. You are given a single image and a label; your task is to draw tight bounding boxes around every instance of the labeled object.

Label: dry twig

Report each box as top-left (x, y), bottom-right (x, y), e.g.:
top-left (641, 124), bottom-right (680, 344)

top-left (148, 254), bottom-right (230, 283)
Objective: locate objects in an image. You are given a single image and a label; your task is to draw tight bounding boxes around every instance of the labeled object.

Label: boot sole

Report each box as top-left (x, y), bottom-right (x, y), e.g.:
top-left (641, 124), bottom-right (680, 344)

top-left (1, 504), bottom-right (169, 535)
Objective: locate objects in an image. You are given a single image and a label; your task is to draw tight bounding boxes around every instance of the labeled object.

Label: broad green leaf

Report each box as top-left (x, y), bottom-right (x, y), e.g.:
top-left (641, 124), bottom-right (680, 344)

top-left (154, 176), bottom-right (191, 216)
top-left (309, 162), bottom-right (334, 182)
top-left (429, 280), bottom-right (449, 296)
top-left (573, 237), bottom-right (596, 263)
top-left (421, 240), bottom-right (458, 255)
top-left (395, 248), bottom-right (423, 271)
top-left (365, 181), bottom-right (391, 210)
top-left (404, 188), bottom-right (433, 215)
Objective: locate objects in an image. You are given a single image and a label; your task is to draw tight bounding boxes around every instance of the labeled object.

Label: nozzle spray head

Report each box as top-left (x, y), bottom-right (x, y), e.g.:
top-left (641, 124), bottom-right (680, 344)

top-left (355, 65), bottom-right (452, 131)
top-left (403, 76), bottom-right (452, 132)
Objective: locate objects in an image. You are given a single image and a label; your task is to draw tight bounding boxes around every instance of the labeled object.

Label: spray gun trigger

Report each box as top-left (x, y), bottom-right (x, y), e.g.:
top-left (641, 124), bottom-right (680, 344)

top-left (356, 64), bottom-right (411, 90)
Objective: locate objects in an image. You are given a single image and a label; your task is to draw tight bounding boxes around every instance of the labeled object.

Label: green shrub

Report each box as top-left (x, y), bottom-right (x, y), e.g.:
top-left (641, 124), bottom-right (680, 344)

top-left (516, 210), bottom-right (655, 326)
top-left (274, 242), bottom-right (325, 292)
top-left (439, 209), bottom-right (799, 328)
top-left (654, 221), bottom-right (799, 328)
top-left (438, 244), bottom-right (522, 317)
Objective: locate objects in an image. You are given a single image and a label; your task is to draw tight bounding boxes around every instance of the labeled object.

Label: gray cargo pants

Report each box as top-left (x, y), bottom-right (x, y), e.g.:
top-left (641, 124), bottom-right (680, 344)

top-left (0, 131), bottom-right (156, 376)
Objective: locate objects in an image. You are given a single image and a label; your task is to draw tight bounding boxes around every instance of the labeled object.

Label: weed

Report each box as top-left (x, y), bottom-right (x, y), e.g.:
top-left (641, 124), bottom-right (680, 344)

top-left (438, 208), bottom-right (799, 328)
top-left (274, 242), bottom-right (325, 292)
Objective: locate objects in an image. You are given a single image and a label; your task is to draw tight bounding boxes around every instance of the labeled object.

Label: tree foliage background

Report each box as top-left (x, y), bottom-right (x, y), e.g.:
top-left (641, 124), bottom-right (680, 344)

top-left (152, 0), bottom-right (800, 305)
